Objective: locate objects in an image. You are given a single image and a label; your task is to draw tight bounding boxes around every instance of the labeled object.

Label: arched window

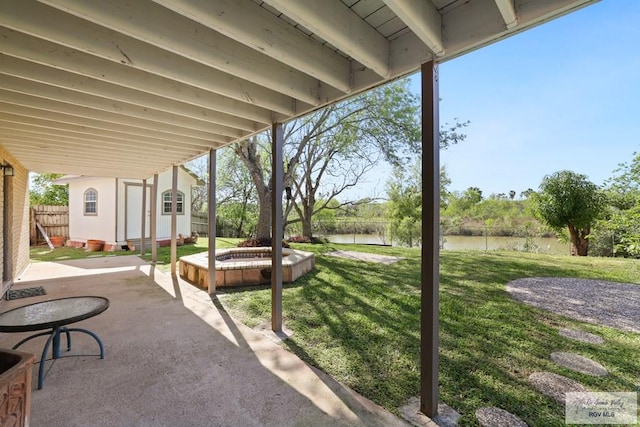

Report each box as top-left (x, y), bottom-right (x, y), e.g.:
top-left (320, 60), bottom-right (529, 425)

top-left (162, 190), bottom-right (184, 215)
top-left (84, 188), bottom-right (97, 215)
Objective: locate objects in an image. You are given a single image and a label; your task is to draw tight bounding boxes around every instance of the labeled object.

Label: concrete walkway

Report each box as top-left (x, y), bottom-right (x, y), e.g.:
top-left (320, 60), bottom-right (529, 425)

top-left (1, 256), bottom-right (409, 427)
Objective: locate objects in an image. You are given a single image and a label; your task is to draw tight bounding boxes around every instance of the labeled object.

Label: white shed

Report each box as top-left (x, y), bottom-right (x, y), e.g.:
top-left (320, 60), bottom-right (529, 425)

top-left (54, 166), bottom-right (202, 250)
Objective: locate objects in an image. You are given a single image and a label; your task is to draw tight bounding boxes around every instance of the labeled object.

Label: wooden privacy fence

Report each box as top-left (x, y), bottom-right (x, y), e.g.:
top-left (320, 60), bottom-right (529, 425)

top-left (191, 211), bottom-right (208, 237)
top-left (30, 205), bottom-right (69, 245)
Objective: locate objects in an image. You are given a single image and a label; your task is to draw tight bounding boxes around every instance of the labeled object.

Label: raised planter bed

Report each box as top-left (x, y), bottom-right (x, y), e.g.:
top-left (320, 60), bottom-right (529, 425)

top-left (180, 247), bottom-right (315, 289)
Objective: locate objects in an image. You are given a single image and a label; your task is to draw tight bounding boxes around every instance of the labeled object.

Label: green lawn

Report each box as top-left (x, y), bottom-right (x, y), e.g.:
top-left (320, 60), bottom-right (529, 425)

top-left (137, 237), bottom-right (240, 270)
top-left (29, 245), bottom-right (134, 262)
top-left (29, 237), bottom-right (241, 269)
top-left (218, 244), bottom-right (640, 427)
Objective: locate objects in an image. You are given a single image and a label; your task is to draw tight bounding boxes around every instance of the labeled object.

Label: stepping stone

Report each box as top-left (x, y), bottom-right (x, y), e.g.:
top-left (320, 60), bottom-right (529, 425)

top-left (476, 407), bottom-right (528, 427)
top-left (529, 372), bottom-right (588, 404)
top-left (559, 328), bottom-right (604, 344)
top-left (551, 352), bottom-right (608, 376)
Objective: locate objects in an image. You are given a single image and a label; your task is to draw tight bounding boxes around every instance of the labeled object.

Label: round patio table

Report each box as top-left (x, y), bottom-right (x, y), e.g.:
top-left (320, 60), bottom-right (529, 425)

top-left (0, 296), bottom-right (109, 389)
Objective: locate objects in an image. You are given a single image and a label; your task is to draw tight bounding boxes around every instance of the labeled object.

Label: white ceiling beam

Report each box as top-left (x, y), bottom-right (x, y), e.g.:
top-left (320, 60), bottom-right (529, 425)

top-left (0, 104), bottom-right (222, 147)
top-left (0, 1), bottom-right (304, 115)
top-left (0, 137), bottom-right (184, 165)
top-left (0, 142), bottom-right (196, 171)
top-left (0, 90), bottom-right (234, 144)
top-left (0, 117), bottom-right (214, 153)
top-left (350, 31), bottom-right (434, 97)
top-left (0, 74), bottom-right (246, 139)
top-left (1, 148), bottom-right (178, 175)
top-left (0, 56), bottom-right (260, 132)
top-left (495, 0), bottom-right (518, 29)
top-left (2, 136), bottom-right (197, 162)
top-left (382, 0), bottom-right (444, 56)
top-left (388, 32), bottom-right (435, 79)
top-left (1, 153), bottom-right (154, 177)
top-left (40, 0), bottom-right (344, 104)
top-left (1, 140), bottom-right (207, 168)
top-left (1, 133), bottom-right (205, 164)
top-left (6, 156), bottom-right (162, 179)
top-left (152, 0), bottom-right (353, 93)
top-left (443, 0), bottom-right (594, 60)
top-left (516, 0), bottom-right (595, 25)
top-left (0, 30), bottom-right (277, 124)
top-left (263, 0), bottom-right (390, 78)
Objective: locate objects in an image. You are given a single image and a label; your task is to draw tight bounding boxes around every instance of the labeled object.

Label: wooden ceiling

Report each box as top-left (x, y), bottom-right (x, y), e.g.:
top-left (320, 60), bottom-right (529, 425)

top-left (0, 0), bottom-right (598, 178)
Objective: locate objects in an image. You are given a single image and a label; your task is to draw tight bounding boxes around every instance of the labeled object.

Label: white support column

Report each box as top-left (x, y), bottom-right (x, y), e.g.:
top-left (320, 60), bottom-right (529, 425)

top-left (207, 149), bottom-right (217, 294)
top-left (170, 165), bottom-right (178, 275)
top-left (271, 123), bottom-right (283, 332)
top-left (420, 61), bottom-right (440, 418)
top-left (140, 178), bottom-right (147, 256)
top-left (151, 173), bottom-right (158, 262)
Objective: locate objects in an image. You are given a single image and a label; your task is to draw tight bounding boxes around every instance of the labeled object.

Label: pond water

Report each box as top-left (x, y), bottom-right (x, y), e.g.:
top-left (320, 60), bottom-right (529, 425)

top-left (323, 234), bottom-right (570, 255)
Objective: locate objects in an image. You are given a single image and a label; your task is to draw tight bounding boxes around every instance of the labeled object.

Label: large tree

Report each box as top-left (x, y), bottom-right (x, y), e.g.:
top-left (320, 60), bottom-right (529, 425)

top-left (236, 79), bottom-right (424, 240)
top-left (605, 151), bottom-right (640, 210)
top-left (598, 152), bottom-right (640, 257)
top-left (185, 155), bottom-right (208, 213)
top-left (386, 161), bottom-right (467, 247)
top-left (533, 170), bottom-right (606, 256)
top-left (386, 158), bottom-right (423, 247)
top-left (186, 148), bottom-right (258, 237)
top-left (29, 173), bottom-right (68, 206)
top-left (234, 135), bottom-right (276, 240)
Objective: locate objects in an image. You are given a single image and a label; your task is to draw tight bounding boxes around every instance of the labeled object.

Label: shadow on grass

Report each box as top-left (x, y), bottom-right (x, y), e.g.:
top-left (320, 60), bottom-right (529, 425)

top-left (219, 248), bottom-right (640, 426)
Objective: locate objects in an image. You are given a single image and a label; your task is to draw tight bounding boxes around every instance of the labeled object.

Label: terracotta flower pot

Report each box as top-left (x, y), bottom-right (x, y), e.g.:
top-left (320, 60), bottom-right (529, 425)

top-left (86, 239), bottom-right (105, 252)
top-left (50, 236), bottom-right (65, 248)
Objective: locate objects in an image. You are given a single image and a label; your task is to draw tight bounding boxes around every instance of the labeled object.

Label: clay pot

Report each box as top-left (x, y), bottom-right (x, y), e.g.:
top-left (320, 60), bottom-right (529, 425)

top-left (86, 239), bottom-right (105, 252)
top-left (0, 349), bottom-right (35, 424)
top-left (50, 236), bottom-right (65, 248)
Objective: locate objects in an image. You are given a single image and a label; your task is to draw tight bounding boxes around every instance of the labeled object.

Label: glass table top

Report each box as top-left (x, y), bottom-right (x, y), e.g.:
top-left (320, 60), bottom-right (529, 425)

top-left (0, 296), bottom-right (109, 332)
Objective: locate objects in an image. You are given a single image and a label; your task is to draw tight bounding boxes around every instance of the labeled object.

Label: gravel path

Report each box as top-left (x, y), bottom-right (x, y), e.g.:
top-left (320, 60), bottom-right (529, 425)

top-left (506, 277), bottom-right (640, 333)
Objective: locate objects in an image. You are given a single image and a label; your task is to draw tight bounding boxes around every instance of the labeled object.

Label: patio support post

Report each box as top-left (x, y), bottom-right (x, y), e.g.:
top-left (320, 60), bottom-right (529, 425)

top-left (271, 122), bottom-right (283, 332)
top-left (140, 178), bottom-right (147, 256)
top-left (151, 173), bottom-right (158, 262)
top-left (170, 165), bottom-right (178, 275)
top-left (420, 60), bottom-right (440, 418)
top-left (207, 148), bottom-right (216, 294)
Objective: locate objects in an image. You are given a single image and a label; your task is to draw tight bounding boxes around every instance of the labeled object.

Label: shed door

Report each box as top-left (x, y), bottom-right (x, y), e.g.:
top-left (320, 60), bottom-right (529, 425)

top-left (125, 184), bottom-right (150, 240)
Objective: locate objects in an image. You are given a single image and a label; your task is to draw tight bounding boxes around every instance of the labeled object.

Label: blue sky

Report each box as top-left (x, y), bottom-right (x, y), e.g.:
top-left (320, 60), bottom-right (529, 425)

top-left (401, 0), bottom-right (640, 198)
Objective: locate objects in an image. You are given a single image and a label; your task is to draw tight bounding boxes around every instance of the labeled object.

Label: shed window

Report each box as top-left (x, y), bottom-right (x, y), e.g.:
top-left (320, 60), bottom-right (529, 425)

top-left (84, 188), bottom-right (97, 215)
top-left (162, 190), bottom-right (184, 215)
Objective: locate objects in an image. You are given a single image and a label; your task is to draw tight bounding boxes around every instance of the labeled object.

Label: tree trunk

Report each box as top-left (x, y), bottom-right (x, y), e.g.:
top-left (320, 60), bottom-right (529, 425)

top-left (256, 190), bottom-right (272, 239)
top-left (301, 214), bottom-right (312, 239)
top-left (301, 195), bottom-right (315, 240)
top-left (234, 139), bottom-right (273, 240)
top-left (568, 225), bottom-right (589, 256)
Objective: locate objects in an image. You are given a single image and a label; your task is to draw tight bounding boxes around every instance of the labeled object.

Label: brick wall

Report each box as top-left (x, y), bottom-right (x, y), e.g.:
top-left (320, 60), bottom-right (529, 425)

top-left (0, 146), bottom-right (30, 294)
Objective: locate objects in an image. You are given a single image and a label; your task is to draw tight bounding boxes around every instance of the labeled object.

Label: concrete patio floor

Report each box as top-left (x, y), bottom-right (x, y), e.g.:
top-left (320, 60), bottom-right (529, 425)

top-left (0, 255), bottom-right (411, 427)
